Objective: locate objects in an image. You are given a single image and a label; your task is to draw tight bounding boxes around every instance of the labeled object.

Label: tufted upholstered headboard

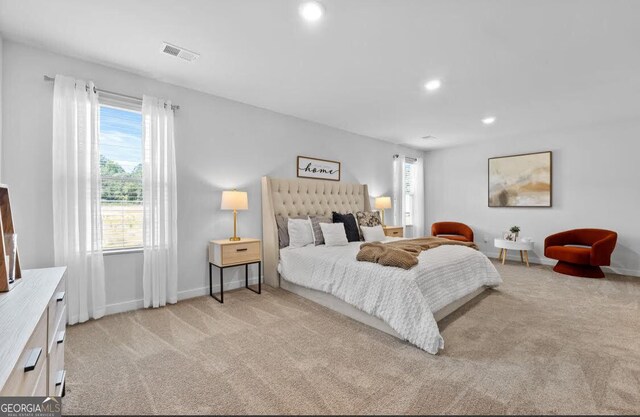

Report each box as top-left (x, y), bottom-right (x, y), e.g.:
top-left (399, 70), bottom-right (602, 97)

top-left (261, 176), bottom-right (370, 287)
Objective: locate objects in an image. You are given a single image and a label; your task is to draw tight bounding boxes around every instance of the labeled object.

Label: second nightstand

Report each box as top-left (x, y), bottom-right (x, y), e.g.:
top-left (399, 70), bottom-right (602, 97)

top-left (208, 238), bottom-right (261, 303)
top-left (383, 226), bottom-right (404, 238)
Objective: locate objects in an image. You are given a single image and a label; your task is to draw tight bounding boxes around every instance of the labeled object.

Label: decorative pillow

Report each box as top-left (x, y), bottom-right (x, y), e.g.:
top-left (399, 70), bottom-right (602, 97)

top-left (320, 223), bottom-right (349, 246)
top-left (356, 211), bottom-right (382, 228)
top-left (276, 215), bottom-right (307, 248)
top-left (288, 218), bottom-right (314, 248)
top-left (332, 212), bottom-right (360, 242)
top-left (355, 211), bottom-right (383, 240)
top-left (361, 225), bottom-right (387, 242)
top-left (309, 216), bottom-right (332, 245)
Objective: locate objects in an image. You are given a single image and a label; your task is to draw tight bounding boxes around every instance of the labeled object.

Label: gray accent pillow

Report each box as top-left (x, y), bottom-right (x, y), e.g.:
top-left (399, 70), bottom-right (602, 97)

top-left (309, 216), bottom-right (332, 245)
top-left (275, 215), bottom-right (307, 248)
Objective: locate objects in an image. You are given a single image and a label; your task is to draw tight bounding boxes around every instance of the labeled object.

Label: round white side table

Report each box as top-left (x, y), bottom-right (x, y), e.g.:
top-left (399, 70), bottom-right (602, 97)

top-left (494, 238), bottom-right (534, 266)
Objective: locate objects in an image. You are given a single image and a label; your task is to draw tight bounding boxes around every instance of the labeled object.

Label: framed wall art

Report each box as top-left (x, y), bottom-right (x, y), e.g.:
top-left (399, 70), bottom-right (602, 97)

top-left (488, 151), bottom-right (552, 207)
top-left (297, 156), bottom-right (341, 181)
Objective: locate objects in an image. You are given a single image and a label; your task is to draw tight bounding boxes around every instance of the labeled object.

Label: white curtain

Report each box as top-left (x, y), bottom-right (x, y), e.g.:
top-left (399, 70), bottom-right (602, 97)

top-left (412, 157), bottom-right (425, 238)
top-left (392, 154), bottom-right (425, 238)
top-left (52, 74), bottom-right (106, 325)
top-left (142, 95), bottom-right (178, 308)
top-left (392, 154), bottom-right (406, 229)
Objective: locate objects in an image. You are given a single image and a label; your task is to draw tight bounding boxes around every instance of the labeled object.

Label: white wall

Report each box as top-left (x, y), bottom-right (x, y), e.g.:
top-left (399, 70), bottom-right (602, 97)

top-left (424, 121), bottom-right (640, 277)
top-left (1, 41), bottom-right (422, 313)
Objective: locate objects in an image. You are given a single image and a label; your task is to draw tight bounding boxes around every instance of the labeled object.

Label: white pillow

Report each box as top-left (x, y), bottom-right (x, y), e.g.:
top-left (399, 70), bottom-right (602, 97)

top-left (361, 225), bottom-right (387, 242)
top-left (319, 222), bottom-right (349, 246)
top-left (288, 217), bottom-right (314, 248)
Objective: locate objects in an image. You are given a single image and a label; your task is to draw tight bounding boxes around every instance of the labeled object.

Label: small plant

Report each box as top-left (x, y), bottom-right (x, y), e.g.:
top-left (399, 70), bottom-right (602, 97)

top-left (510, 225), bottom-right (521, 234)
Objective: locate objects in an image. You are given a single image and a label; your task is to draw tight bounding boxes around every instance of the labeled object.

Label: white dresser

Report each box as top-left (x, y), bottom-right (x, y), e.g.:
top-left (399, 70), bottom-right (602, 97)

top-left (0, 267), bottom-right (67, 397)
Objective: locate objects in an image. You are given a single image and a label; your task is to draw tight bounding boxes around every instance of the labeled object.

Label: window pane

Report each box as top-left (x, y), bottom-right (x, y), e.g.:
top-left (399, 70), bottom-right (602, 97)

top-left (99, 105), bottom-right (143, 250)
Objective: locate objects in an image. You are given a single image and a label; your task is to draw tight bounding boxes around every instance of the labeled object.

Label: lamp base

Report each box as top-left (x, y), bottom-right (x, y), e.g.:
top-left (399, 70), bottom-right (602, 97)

top-left (229, 236), bottom-right (241, 241)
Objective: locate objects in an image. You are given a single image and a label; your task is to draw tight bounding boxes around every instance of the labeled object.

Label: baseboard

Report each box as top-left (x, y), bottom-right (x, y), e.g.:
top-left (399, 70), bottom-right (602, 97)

top-left (482, 249), bottom-right (640, 277)
top-left (104, 276), bottom-right (262, 316)
top-left (105, 299), bottom-right (145, 315)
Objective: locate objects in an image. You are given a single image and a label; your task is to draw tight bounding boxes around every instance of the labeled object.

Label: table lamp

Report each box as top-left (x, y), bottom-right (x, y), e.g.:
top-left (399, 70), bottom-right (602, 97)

top-left (221, 190), bottom-right (248, 241)
top-left (374, 196), bottom-right (392, 226)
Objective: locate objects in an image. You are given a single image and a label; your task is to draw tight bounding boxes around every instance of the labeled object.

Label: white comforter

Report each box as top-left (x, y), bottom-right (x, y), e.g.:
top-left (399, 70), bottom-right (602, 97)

top-left (278, 240), bottom-right (502, 354)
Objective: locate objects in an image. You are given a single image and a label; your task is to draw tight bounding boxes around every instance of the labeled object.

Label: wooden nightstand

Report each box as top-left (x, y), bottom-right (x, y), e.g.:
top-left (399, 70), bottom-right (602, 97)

top-left (208, 238), bottom-right (261, 303)
top-left (383, 226), bottom-right (404, 238)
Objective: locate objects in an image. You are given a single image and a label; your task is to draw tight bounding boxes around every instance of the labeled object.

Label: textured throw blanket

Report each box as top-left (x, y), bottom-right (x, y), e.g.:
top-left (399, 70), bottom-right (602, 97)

top-left (357, 237), bottom-right (478, 269)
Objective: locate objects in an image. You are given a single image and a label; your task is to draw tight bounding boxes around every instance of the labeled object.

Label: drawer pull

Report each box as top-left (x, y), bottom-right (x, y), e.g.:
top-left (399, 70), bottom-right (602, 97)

top-left (236, 248), bottom-right (248, 252)
top-left (24, 347), bottom-right (42, 372)
top-left (56, 291), bottom-right (65, 302)
top-left (57, 330), bottom-right (66, 344)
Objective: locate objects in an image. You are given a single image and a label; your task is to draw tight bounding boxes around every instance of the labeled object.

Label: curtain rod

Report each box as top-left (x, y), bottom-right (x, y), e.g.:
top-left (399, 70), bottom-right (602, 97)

top-left (43, 75), bottom-right (180, 111)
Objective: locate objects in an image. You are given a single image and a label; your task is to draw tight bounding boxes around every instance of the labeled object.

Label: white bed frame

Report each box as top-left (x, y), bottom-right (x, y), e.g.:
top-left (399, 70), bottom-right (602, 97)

top-left (261, 176), bottom-right (486, 339)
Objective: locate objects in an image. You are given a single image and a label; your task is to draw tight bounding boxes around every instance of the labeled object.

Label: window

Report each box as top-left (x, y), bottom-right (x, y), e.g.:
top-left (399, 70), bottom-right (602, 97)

top-left (403, 158), bottom-right (417, 226)
top-left (99, 104), bottom-right (143, 250)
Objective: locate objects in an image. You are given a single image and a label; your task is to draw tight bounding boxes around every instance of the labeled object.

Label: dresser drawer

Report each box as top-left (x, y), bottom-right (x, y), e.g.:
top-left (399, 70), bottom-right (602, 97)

top-left (48, 275), bottom-right (66, 352)
top-left (220, 241), bottom-right (260, 266)
top-left (32, 362), bottom-right (48, 396)
top-left (0, 312), bottom-right (47, 396)
top-left (48, 312), bottom-right (66, 396)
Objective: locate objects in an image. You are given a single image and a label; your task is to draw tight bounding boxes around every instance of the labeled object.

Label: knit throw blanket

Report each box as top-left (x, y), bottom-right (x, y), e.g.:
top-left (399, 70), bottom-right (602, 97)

top-left (356, 237), bottom-right (478, 270)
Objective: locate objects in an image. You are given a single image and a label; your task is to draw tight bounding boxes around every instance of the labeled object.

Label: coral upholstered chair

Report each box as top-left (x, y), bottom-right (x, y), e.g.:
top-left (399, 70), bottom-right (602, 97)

top-left (431, 222), bottom-right (474, 242)
top-left (544, 229), bottom-right (617, 278)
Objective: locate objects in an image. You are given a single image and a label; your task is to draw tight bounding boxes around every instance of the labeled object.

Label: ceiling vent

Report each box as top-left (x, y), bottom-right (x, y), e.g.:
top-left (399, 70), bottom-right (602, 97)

top-left (161, 42), bottom-right (200, 62)
top-left (421, 135), bottom-right (438, 140)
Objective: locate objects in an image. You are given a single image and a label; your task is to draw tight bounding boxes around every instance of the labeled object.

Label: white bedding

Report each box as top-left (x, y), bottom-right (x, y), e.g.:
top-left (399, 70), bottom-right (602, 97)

top-left (278, 239), bottom-right (502, 354)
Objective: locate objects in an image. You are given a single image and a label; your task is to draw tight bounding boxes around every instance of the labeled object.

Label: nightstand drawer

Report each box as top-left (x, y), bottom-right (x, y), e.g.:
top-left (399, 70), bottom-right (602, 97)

top-left (383, 227), bottom-right (404, 237)
top-left (222, 241), bottom-right (260, 265)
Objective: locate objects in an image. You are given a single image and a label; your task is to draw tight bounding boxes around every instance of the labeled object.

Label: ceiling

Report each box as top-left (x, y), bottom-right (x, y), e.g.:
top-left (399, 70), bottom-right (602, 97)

top-left (1, 0), bottom-right (639, 149)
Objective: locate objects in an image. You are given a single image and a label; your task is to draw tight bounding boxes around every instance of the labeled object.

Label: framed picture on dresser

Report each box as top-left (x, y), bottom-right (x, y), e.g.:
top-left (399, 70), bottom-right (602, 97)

top-left (296, 156), bottom-right (341, 181)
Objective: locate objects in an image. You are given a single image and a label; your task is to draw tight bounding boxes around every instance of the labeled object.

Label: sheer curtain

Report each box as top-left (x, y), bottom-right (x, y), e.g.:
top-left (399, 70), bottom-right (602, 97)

top-left (52, 74), bottom-right (106, 325)
top-left (412, 157), bottom-right (425, 237)
top-left (142, 95), bottom-right (178, 308)
top-left (392, 154), bottom-right (425, 238)
top-left (392, 154), bottom-right (406, 229)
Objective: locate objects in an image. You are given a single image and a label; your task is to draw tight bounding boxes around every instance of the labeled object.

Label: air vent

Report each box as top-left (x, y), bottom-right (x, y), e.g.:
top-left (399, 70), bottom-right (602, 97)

top-left (421, 135), bottom-right (438, 140)
top-left (161, 42), bottom-right (200, 62)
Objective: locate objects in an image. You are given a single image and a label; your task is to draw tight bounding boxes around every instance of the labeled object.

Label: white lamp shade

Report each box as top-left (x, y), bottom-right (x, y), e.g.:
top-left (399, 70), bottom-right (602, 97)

top-left (374, 196), bottom-right (392, 209)
top-left (221, 190), bottom-right (248, 210)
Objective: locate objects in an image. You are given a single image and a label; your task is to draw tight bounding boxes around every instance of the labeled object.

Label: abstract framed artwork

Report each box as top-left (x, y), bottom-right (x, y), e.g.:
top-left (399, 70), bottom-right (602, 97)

top-left (297, 156), bottom-right (341, 181)
top-left (488, 151), bottom-right (552, 207)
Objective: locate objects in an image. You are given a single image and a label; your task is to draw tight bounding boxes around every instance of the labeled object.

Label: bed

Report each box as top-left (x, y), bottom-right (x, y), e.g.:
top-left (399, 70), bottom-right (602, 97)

top-left (261, 176), bottom-right (501, 354)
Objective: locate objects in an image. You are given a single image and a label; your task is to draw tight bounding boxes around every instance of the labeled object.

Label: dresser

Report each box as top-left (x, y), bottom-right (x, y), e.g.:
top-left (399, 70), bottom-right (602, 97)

top-left (0, 267), bottom-right (67, 397)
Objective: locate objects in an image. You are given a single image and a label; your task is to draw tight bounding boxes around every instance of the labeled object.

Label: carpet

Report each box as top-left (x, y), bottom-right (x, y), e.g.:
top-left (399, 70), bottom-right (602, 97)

top-left (62, 261), bottom-right (640, 415)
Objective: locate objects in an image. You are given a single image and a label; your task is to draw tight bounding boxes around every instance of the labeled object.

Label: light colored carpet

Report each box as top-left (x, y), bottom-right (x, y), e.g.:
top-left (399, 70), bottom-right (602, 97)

top-left (63, 261), bottom-right (640, 415)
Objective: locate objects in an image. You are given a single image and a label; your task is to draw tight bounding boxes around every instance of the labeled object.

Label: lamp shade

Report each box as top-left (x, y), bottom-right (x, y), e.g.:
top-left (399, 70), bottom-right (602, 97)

top-left (221, 190), bottom-right (248, 210)
top-left (374, 196), bottom-right (392, 209)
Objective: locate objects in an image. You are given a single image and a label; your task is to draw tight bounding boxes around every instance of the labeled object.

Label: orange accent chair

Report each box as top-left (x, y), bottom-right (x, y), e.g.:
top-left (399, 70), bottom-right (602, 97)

top-left (431, 222), bottom-right (474, 242)
top-left (544, 229), bottom-right (617, 278)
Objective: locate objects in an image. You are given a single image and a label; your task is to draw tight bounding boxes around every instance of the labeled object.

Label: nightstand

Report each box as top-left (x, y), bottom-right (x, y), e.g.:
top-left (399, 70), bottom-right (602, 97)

top-left (208, 238), bottom-right (261, 303)
top-left (383, 226), bottom-right (404, 238)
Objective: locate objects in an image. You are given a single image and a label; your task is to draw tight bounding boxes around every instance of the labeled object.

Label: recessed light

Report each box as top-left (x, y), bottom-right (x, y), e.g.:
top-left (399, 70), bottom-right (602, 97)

top-left (424, 79), bottom-right (442, 91)
top-left (482, 116), bottom-right (496, 125)
top-left (299, 1), bottom-right (324, 22)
